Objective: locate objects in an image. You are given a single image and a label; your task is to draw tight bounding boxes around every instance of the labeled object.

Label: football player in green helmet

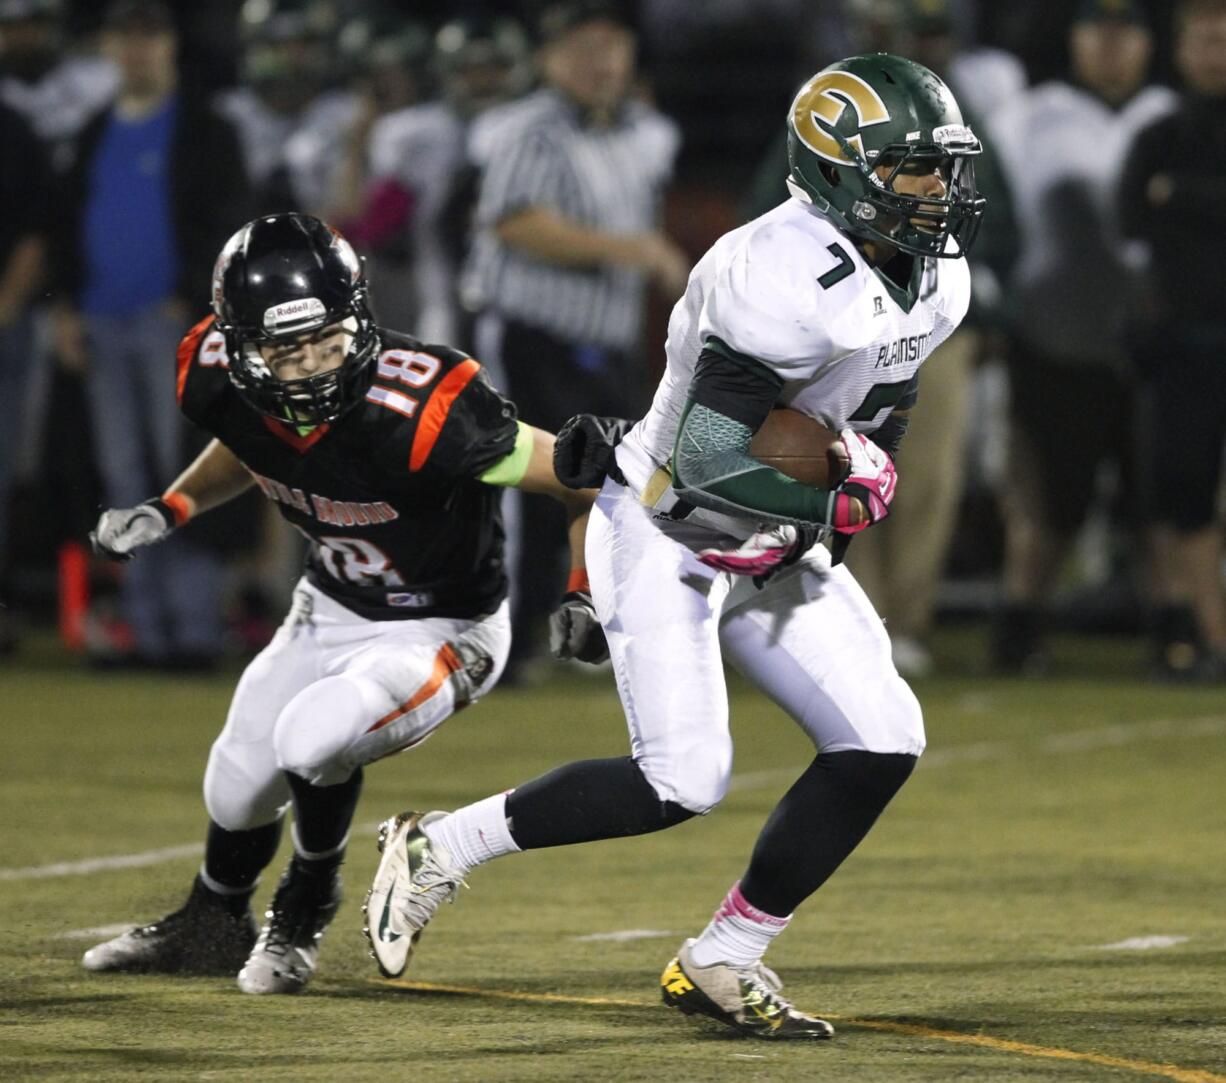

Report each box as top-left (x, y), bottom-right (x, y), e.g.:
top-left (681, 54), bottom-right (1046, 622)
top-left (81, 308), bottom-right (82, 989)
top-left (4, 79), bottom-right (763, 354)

top-left (786, 53), bottom-right (985, 259)
top-left (365, 53), bottom-right (986, 1042)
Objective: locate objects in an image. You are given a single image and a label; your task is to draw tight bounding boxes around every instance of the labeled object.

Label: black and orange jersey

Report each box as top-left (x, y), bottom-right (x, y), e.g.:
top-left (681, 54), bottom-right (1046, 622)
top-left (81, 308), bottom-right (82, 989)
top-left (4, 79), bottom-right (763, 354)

top-left (177, 316), bottom-right (519, 621)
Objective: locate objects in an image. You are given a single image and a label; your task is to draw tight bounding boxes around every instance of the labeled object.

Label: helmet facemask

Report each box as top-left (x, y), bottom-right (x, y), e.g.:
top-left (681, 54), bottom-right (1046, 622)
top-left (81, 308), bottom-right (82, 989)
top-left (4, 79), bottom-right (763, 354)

top-left (843, 130), bottom-right (984, 258)
top-left (223, 294), bottom-right (378, 427)
top-left (785, 55), bottom-right (987, 260)
top-left (212, 214), bottom-right (381, 427)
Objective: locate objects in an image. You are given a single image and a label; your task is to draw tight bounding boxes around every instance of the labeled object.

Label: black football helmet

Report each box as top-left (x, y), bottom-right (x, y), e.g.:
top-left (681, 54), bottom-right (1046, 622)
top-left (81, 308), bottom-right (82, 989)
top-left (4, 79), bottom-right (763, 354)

top-left (212, 214), bottom-right (379, 426)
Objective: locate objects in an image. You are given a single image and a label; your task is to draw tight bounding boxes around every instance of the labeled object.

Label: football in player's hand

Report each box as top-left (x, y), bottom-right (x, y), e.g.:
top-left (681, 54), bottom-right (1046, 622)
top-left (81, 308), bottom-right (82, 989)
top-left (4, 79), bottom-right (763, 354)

top-left (750, 409), bottom-right (852, 490)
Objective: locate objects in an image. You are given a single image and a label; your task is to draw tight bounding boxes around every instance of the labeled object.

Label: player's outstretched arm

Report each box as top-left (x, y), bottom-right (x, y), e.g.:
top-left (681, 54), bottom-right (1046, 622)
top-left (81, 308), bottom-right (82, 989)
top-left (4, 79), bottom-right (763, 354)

top-left (480, 422), bottom-right (606, 662)
top-left (511, 426), bottom-right (595, 566)
top-left (481, 421), bottom-right (596, 568)
top-left (90, 439), bottom-right (255, 561)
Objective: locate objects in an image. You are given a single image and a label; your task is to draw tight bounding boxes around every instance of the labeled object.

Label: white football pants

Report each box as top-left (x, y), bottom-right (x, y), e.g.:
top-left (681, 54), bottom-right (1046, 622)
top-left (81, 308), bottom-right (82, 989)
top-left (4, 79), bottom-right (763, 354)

top-left (586, 479), bottom-right (924, 816)
top-left (204, 579), bottom-right (510, 830)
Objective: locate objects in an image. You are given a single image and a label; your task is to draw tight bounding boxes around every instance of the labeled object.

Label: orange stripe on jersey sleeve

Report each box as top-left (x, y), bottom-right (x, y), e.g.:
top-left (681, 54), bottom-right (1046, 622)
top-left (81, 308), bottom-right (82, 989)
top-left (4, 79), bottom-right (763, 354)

top-left (408, 357), bottom-right (482, 472)
top-left (176, 314), bottom-right (217, 406)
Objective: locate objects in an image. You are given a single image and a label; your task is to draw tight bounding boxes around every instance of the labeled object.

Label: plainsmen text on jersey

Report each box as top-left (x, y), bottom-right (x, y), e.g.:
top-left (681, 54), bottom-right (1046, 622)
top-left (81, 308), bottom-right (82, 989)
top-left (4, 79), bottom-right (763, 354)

top-left (618, 198), bottom-right (971, 495)
top-left (177, 319), bottom-right (518, 621)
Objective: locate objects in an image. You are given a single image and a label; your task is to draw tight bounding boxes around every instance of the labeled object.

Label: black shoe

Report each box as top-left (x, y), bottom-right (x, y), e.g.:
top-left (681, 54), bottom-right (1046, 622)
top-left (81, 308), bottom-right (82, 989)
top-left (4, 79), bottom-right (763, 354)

top-left (991, 605), bottom-right (1048, 675)
top-left (81, 876), bottom-right (257, 975)
top-left (237, 858), bottom-right (341, 994)
top-left (1149, 605), bottom-right (1202, 682)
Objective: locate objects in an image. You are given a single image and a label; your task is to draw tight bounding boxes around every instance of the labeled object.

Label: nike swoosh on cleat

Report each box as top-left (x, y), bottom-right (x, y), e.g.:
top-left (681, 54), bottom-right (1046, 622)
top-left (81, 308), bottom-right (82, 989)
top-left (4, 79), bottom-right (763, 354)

top-left (376, 896), bottom-right (401, 944)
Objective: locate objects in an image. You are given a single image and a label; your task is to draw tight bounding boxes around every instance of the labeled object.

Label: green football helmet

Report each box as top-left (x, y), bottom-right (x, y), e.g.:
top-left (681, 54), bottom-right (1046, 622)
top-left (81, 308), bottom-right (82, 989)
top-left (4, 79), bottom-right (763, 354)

top-left (786, 53), bottom-right (985, 258)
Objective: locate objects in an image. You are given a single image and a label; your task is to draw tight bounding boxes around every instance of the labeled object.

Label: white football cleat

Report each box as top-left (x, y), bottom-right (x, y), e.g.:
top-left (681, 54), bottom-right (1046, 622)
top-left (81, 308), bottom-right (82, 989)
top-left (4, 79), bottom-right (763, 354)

top-left (363, 810), bottom-right (466, 978)
top-left (236, 860), bottom-right (340, 995)
top-left (660, 939), bottom-right (834, 1039)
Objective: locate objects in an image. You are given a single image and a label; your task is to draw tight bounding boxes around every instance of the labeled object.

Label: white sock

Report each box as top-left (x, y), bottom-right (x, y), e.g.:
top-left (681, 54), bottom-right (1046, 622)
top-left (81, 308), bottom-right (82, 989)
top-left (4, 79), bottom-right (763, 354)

top-left (687, 881), bottom-right (791, 969)
top-left (199, 866), bottom-right (255, 897)
top-left (422, 792), bottom-right (520, 873)
top-left (291, 824), bottom-right (348, 863)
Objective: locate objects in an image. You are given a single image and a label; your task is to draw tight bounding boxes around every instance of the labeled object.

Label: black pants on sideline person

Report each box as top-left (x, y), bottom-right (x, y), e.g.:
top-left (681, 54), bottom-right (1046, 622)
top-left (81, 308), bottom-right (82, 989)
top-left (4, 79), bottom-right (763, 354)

top-left (482, 316), bottom-right (640, 677)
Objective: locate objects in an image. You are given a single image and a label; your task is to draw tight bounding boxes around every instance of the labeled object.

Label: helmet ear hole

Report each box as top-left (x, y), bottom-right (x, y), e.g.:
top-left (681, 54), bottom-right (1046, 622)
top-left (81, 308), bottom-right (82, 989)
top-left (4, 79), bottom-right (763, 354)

top-left (819, 162), bottom-right (840, 187)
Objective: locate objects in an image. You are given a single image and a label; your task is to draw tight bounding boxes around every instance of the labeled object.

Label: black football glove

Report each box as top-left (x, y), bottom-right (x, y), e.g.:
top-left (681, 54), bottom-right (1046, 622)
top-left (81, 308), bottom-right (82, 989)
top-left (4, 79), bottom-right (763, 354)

top-left (548, 590), bottom-right (609, 663)
top-left (552, 414), bottom-right (633, 489)
top-left (89, 499), bottom-right (177, 561)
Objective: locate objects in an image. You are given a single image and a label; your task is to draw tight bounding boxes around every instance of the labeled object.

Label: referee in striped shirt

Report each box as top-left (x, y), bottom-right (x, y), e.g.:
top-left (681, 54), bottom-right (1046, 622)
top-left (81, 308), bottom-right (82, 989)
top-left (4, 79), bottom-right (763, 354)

top-left (466, 0), bottom-right (688, 679)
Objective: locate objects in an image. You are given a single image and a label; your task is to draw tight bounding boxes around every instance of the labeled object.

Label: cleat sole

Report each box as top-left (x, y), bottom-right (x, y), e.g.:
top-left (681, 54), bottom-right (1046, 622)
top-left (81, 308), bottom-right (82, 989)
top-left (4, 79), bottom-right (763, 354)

top-left (363, 813), bottom-right (423, 979)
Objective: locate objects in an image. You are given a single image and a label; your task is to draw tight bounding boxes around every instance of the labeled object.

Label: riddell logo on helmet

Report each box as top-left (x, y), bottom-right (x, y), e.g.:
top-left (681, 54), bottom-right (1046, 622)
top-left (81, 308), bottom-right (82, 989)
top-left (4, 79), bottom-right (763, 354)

top-left (264, 297), bottom-right (327, 333)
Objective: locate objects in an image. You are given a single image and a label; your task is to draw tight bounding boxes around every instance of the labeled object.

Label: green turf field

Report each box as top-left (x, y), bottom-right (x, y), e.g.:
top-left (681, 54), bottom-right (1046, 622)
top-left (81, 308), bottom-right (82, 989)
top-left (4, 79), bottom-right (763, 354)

top-left (2, 629), bottom-right (1224, 1081)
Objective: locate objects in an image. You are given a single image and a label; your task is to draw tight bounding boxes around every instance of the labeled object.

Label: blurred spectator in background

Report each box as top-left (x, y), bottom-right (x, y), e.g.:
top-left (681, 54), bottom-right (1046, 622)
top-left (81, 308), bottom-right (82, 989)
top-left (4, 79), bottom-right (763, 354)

top-left (1119, 0), bottom-right (1226, 680)
top-left (215, 0), bottom-right (355, 212)
top-left (465, 0), bottom-right (684, 681)
top-left (986, 0), bottom-right (1176, 673)
top-left (50, 0), bottom-right (251, 668)
top-left (893, 0), bottom-right (1026, 119)
top-left (284, 5), bottom-right (431, 331)
top-left (284, 4), bottom-right (428, 226)
top-left (0, 99), bottom-right (51, 654)
top-left (741, 0), bottom-right (1021, 677)
top-left (0, 0), bottom-right (116, 165)
top-left (300, 12), bottom-right (530, 343)
top-left (1, 0), bottom-right (116, 580)
top-left (399, 13), bottom-right (532, 343)
top-left (844, 0), bottom-right (1021, 677)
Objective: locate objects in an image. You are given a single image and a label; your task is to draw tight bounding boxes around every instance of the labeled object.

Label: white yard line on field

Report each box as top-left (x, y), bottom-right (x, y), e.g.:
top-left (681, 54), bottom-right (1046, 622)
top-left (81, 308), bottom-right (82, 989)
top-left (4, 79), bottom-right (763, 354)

top-left (0, 821), bottom-right (377, 884)
top-left (0, 843), bottom-right (203, 882)
top-left (5, 716), bottom-right (1224, 884)
top-left (571, 929), bottom-right (678, 943)
top-left (55, 923), bottom-right (137, 941)
top-left (1095, 935), bottom-right (1191, 951)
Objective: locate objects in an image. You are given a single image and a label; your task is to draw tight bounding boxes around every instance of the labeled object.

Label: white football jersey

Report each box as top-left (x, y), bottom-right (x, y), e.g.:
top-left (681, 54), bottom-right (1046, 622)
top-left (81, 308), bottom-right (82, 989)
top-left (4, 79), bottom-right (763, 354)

top-left (618, 198), bottom-right (971, 493)
top-left (986, 81), bottom-right (1175, 362)
top-left (214, 87), bottom-right (357, 189)
top-left (0, 55), bottom-right (118, 144)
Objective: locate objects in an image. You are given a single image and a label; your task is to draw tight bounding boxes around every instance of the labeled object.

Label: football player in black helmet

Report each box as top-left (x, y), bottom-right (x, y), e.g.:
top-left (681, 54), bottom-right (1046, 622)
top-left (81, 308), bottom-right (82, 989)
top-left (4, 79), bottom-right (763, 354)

top-left (212, 213), bottom-right (379, 425)
top-left (82, 213), bottom-right (599, 995)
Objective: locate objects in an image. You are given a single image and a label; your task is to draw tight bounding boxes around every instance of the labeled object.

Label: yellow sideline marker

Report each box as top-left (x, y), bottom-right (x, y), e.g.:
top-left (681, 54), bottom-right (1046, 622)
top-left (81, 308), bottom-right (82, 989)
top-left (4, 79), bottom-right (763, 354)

top-left (383, 979), bottom-right (1226, 1083)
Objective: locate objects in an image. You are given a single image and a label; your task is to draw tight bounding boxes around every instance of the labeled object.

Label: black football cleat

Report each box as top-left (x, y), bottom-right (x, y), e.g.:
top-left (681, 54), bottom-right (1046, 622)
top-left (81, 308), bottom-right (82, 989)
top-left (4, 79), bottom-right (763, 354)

top-left (82, 876), bottom-right (257, 976)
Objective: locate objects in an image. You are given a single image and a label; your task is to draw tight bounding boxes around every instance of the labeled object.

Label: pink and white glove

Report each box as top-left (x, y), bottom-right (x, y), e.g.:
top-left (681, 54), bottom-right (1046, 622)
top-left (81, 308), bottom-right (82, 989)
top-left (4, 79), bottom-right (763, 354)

top-left (831, 429), bottom-right (896, 534)
top-left (697, 430), bottom-right (897, 577)
top-left (697, 524), bottom-right (807, 577)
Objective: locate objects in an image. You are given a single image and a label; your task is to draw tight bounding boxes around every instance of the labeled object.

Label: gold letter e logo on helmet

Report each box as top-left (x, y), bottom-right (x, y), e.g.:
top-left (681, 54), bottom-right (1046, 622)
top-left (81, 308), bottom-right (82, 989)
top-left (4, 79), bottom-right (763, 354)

top-left (790, 71), bottom-right (890, 166)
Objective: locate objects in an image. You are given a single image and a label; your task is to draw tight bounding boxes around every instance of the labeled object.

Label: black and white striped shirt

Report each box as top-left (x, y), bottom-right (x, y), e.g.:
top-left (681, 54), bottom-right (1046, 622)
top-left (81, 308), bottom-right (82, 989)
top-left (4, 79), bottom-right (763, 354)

top-left (465, 88), bottom-right (680, 351)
